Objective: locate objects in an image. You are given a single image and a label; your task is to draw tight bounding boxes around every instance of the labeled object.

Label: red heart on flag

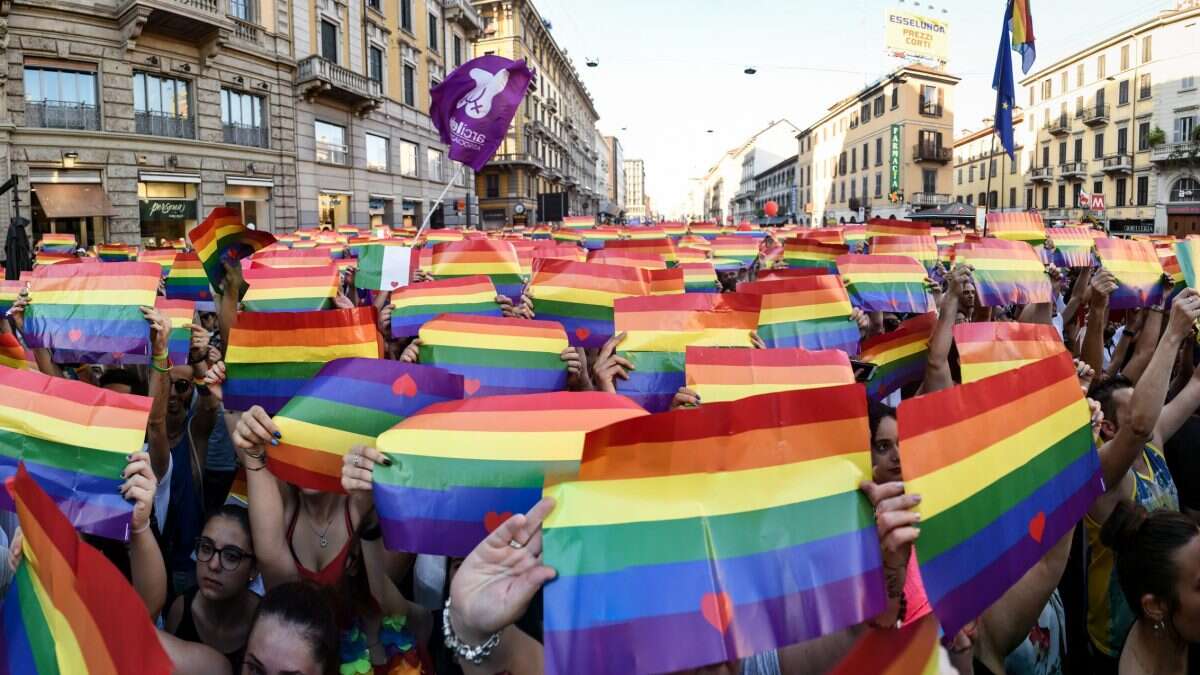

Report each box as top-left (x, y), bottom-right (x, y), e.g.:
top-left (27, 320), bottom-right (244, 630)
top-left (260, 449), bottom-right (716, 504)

top-left (390, 280), bottom-right (400, 289)
top-left (574, 327), bottom-right (591, 342)
top-left (464, 378), bottom-right (481, 396)
top-left (391, 374), bottom-right (418, 397)
top-left (483, 511), bottom-right (511, 533)
top-left (1028, 511), bottom-right (1046, 543)
top-left (700, 592), bottom-right (734, 634)
top-left (67, 329), bottom-right (82, 342)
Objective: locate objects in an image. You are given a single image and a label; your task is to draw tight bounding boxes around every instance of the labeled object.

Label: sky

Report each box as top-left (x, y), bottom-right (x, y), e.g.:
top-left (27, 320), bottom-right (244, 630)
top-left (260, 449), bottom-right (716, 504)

top-left (532, 0), bottom-right (1180, 217)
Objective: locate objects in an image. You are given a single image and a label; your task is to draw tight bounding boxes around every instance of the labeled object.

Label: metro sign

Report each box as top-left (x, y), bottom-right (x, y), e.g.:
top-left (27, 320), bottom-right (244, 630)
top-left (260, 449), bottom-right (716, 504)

top-left (1077, 191), bottom-right (1106, 211)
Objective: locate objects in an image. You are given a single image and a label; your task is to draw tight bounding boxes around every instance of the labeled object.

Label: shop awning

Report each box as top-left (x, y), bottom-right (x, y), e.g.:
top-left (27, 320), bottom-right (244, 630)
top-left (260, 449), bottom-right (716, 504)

top-left (33, 183), bottom-right (117, 218)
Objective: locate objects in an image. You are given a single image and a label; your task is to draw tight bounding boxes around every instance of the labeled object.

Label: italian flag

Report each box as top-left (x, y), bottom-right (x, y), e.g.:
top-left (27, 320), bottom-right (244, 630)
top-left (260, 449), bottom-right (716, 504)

top-left (355, 245), bottom-right (416, 291)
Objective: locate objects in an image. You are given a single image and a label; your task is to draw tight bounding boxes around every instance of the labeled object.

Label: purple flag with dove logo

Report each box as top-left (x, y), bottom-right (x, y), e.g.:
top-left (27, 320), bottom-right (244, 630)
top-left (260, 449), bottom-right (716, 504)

top-left (430, 55), bottom-right (535, 172)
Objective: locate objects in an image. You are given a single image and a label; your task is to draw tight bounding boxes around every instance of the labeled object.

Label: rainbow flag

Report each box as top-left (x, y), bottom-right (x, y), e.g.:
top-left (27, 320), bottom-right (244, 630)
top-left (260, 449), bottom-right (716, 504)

top-left (679, 261), bottom-right (718, 293)
top-left (34, 251), bottom-right (77, 266)
top-left (155, 298), bottom-right (195, 366)
top-left (531, 243), bottom-right (586, 263)
top-left (858, 312), bottom-right (936, 399)
top-left (987, 211), bottom-right (1046, 243)
top-left (430, 240), bottom-right (524, 299)
top-left (390, 276), bottom-right (500, 337)
top-left (785, 238), bottom-right (848, 271)
top-left (138, 248), bottom-right (178, 276)
top-left (738, 276), bottom-right (859, 353)
top-left (164, 251), bottom-right (212, 301)
top-left (757, 268), bottom-right (828, 282)
top-left (37, 233), bottom-right (76, 254)
top-left (543, 385), bottom-right (885, 675)
top-left (374, 392), bottom-right (645, 556)
top-left (270, 358), bottom-right (463, 493)
top-left (1010, 0), bottom-right (1037, 74)
top-left (96, 244), bottom-right (136, 262)
top-left (528, 259), bottom-right (683, 348)
top-left (898, 351), bottom-right (1101, 635)
top-left (187, 206), bottom-right (276, 291)
top-left (253, 247), bottom-right (340, 269)
top-left (0, 333), bottom-right (30, 370)
top-left (1176, 238), bottom-right (1200, 289)
top-left (828, 615), bottom-right (940, 675)
top-left (242, 264), bottom-right (338, 312)
top-left (685, 347), bottom-right (854, 403)
top-left (224, 308), bottom-right (382, 414)
top-left (0, 367), bottom-right (152, 539)
top-left (0, 464), bottom-right (172, 673)
top-left (0, 280), bottom-right (24, 316)
top-left (1094, 237), bottom-right (1166, 309)
top-left (955, 322), bottom-right (1066, 383)
top-left (418, 315), bottom-right (569, 397)
top-left (585, 249), bottom-right (665, 269)
top-left (688, 223), bottom-right (722, 238)
top-left (871, 235), bottom-right (939, 273)
top-left (24, 262), bottom-right (159, 364)
top-left (530, 225), bottom-right (553, 240)
top-left (677, 234), bottom-right (713, 253)
top-left (625, 227), bottom-right (668, 241)
top-left (675, 248), bottom-right (710, 265)
top-left (580, 228), bottom-right (623, 251)
top-left (561, 216), bottom-right (596, 230)
top-left (954, 239), bottom-right (1051, 306)
top-left (837, 254), bottom-right (933, 313)
top-left (604, 238), bottom-right (678, 265)
top-left (661, 223), bottom-right (688, 238)
top-left (613, 293), bottom-right (760, 412)
top-left (552, 230), bottom-right (584, 245)
top-left (806, 228), bottom-right (846, 244)
top-left (710, 236), bottom-right (759, 265)
top-left (867, 219), bottom-right (930, 238)
top-left (1047, 227), bottom-right (1097, 268)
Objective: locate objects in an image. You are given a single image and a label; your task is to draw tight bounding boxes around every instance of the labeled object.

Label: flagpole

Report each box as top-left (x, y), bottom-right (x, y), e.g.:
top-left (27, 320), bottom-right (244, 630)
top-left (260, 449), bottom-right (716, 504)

top-left (984, 131), bottom-right (997, 237)
top-left (416, 163), bottom-right (466, 240)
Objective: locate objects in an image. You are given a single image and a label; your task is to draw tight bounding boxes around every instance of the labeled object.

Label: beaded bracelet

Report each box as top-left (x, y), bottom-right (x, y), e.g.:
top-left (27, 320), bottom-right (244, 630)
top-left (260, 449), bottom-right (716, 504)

top-left (442, 598), bottom-right (501, 665)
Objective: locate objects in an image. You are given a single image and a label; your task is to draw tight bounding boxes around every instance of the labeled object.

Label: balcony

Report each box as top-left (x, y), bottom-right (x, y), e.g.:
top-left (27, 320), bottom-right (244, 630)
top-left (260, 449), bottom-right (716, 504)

top-left (223, 122), bottom-right (269, 148)
top-left (1045, 115), bottom-right (1071, 136)
top-left (231, 17), bottom-right (260, 45)
top-left (24, 100), bottom-right (101, 131)
top-left (1076, 104), bottom-right (1109, 126)
top-left (296, 55), bottom-right (382, 116)
top-left (1059, 161), bottom-right (1088, 180)
top-left (919, 103), bottom-right (943, 118)
top-left (1152, 142), bottom-right (1200, 164)
top-left (117, 0), bottom-right (231, 50)
top-left (1030, 166), bottom-right (1055, 182)
top-left (136, 110), bottom-right (195, 138)
top-left (443, 0), bottom-right (484, 35)
top-left (490, 153), bottom-right (544, 171)
top-left (909, 192), bottom-right (952, 207)
top-left (912, 144), bottom-right (952, 163)
top-left (1101, 153), bottom-right (1132, 174)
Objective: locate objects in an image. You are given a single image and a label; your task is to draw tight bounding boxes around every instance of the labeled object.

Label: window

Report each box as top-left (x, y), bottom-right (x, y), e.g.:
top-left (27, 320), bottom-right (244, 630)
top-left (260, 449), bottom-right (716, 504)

top-left (1096, 88), bottom-right (1106, 109)
top-left (1029, 87), bottom-right (1034, 106)
top-left (1138, 121), bottom-right (1151, 151)
top-left (1009, 187), bottom-right (1017, 208)
top-left (427, 148), bottom-right (443, 180)
top-left (1057, 184), bottom-right (1066, 207)
top-left (920, 85), bottom-right (941, 116)
top-left (1093, 181), bottom-right (1103, 199)
top-left (1011, 151), bottom-right (1018, 174)
top-left (1094, 132), bottom-right (1104, 159)
top-left (23, 64), bottom-right (99, 130)
top-left (1042, 146), bottom-right (1050, 168)
top-left (230, 0), bottom-right (254, 22)
top-left (1137, 176), bottom-right (1149, 205)
top-left (875, 138), bottom-right (883, 165)
top-left (1061, 72), bottom-right (1068, 94)
top-left (989, 158), bottom-right (996, 177)
top-left (314, 120), bottom-right (347, 164)
top-left (1076, 95), bottom-right (1084, 116)
top-left (839, 182), bottom-right (845, 202)
top-left (484, 174), bottom-right (500, 198)
top-left (978, 192), bottom-right (986, 205)
top-left (851, 148), bottom-right (856, 173)
top-left (1073, 138), bottom-right (1082, 162)
top-left (321, 20), bottom-right (338, 63)
top-left (1117, 127), bottom-right (1128, 154)
top-left (862, 142), bottom-right (869, 167)
top-left (891, 86), bottom-right (899, 109)
top-left (1118, 80), bottom-right (1129, 105)
top-left (1116, 178), bottom-right (1127, 205)
top-left (1058, 141), bottom-right (1067, 165)
top-left (1142, 35), bottom-right (1152, 63)
top-left (969, 165), bottom-right (975, 182)
top-left (133, 72), bottom-right (193, 138)
top-left (368, 46), bottom-right (383, 84)
top-left (1183, 75), bottom-right (1197, 91)
top-left (966, 194), bottom-right (974, 205)
top-left (875, 172), bottom-right (882, 197)
top-left (922, 169), bottom-right (936, 194)
top-left (454, 34), bottom-right (463, 68)
top-left (861, 103), bottom-right (871, 124)
top-left (1176, 115), bottom-right (1196, 144)
top-left (428, 13), bottom-right (438, 52)
top-left (365, 133), bottom-right (388, 171)
top-left (1171, 177), bottom-right (1200, 201)
top-left (839, 151), bottom-right (846, 175)
top-left (1077, 63), bottom-right (1085, 87)
top-left (873, 96), bottom-right (884, 117)
top-left (1139, 74), bottom-right (1151, 99)
top-left (850, 179), bottom-right (856, 201)
top-left (399, 140), bottom-right (417, 176)
top-left (989, 191), bottom-right (998, 209)
top-left (221, 88), bottom-right (267, 148)
top-left (1121, 44), bottom-right (1130, 71)
top-left (957, 168), bottom-right (962, 185)
top-left (1097, 54), bottom-right (1106, 79)
top-left (403, 64), bottom-right (415, 106)
top-left (1041, 187), bottom-right (1049, 209)
top-left (1072, 183), bottom-right (1083, 208)
top-left (1042, 80), bottom-right (1052, 100)
top-left (1026, 188), bottom-right (1034, 208)
top-left (366, 0), bottom-right (380, 12)
top-left (400, 0), bottom-right (412, 32)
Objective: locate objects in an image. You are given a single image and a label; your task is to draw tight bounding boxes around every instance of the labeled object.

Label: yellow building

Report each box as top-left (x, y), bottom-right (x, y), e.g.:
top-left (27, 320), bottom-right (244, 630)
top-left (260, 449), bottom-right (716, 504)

top-left (796, 64), bottom-right (960, 226)
top-left (471, 0), bottom-right (600, 227)
top-left (952, 114), bottom-right (1025, 212)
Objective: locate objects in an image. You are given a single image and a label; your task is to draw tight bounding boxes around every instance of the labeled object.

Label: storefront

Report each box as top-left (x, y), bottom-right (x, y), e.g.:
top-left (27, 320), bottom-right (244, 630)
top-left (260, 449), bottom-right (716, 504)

top-left (368, 195), bottom-right (393, 228)
top-left (29, 169), bottom-right (117, 247)
top-left (318, 191), bottom-right (351, 229)
top-left (139, 172), bottom-right (199, 245)
top-left (225, 176), bottom-right (273, 231)
top-left (401, 199), bottom-right (421, 228)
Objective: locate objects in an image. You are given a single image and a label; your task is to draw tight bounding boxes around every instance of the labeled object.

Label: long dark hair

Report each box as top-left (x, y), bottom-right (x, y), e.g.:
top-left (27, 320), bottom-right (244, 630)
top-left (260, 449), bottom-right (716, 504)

top-left (252, 581), bottom-right (340, 675)
top-left (867, 400), bottom-right (896, 443)
top-left (1100, 501), bottom-right (1200, 622)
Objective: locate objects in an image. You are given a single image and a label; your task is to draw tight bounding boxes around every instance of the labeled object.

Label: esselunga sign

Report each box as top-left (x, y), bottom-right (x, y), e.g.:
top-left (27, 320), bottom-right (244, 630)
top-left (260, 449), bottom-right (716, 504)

top-left (885, 8), bottom-right (950, 62)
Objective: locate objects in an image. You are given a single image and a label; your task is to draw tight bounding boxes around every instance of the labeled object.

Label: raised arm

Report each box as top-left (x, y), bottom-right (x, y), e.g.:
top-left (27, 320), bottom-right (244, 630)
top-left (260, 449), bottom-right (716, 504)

top-left (122, 451), bottom-right (167, 618)
top-left (215, 259), bottom-right (243, 357)
top-left (1062, 267), bottom-right (1093, 353)
top-left (1081, 268), bottom-right (1116, 376)
top-left (142, 307), bottom-right (172, 480)
top-left (923, 264), bottom-right (973, 395)
top-left (1119, 307), bottom-right (1164, 384)
top-left (229, 407), bottom-right (298, 590)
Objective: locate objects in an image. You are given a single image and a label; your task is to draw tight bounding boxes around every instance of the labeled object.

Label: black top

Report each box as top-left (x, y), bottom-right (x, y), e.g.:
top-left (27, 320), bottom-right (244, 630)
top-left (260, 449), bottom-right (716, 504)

top-left (171, 587), bottom-right (247, 673)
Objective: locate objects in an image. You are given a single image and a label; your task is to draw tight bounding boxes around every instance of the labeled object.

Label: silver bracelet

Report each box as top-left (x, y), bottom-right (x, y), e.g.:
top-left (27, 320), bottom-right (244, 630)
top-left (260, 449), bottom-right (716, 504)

top-left (442, 597), bottom-right (501, 665)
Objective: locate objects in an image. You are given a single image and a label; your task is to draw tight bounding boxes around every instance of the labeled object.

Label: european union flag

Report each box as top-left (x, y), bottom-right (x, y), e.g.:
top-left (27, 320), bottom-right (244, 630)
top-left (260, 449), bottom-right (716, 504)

top-left (992, 0), bottom-right (1017, 160)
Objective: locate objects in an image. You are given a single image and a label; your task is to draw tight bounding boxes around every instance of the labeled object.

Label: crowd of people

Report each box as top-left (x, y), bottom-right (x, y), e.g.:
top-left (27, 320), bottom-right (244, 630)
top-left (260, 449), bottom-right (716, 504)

top-left (1, 224), bottom-right (1199, 675)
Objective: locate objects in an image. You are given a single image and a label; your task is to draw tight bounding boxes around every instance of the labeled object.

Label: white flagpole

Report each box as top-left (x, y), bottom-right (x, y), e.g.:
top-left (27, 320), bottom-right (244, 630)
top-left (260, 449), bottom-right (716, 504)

top-left (415, 163), bottom-right (466, 240)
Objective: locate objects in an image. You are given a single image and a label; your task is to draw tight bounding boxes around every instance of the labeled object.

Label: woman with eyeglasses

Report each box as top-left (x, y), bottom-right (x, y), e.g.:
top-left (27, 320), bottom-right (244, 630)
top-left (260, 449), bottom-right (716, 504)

top-left (165, 504), bottom-right (260, 672)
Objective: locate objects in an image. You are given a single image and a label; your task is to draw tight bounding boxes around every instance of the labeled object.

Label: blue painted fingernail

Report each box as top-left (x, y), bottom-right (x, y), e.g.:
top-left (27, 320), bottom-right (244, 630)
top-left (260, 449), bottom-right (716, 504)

top-left (270, 439), bottom-right (279, 446)
top-left (273, 431), bottom-right (281, 439)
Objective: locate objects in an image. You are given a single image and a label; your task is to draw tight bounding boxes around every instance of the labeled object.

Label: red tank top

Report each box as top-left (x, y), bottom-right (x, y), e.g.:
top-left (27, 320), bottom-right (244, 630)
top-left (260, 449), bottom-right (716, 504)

top-left (286, 500), bottom-right (354, 587)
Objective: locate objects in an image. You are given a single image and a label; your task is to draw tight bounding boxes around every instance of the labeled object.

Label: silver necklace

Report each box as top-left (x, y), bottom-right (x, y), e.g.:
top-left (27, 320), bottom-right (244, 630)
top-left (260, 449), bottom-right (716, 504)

top-left (304, 506), bottom-right (336, 548)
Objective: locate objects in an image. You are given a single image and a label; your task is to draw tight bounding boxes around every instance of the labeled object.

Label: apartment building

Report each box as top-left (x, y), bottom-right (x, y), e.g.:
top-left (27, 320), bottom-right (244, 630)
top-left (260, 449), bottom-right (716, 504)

top-left (624, 158), bottom-right (644, 223)
top-left (796, 64), bottom-right (959, 226)
top-left (952, 113), bottom-right (1025, 211)
top-left (702, 119), bottom-right (799, 224)
top-left (470, 0), bottom-right (600, 227)
top-left (1018, 0), bottom-right (1200, 234)
top-left (754, 154), bottom-right (798, 225)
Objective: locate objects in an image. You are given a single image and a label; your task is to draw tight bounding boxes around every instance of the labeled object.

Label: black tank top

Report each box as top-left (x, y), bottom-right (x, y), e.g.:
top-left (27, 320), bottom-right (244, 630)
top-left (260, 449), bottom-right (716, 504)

top-left (171, 587), bottom-right (247, 672)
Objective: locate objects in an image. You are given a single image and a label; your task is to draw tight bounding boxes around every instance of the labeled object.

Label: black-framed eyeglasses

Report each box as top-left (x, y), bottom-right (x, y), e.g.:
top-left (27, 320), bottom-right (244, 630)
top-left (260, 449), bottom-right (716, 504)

top-left (171, 379), bottom-right (193, 394)
top-left (194, 537), bottom-right (254, 571)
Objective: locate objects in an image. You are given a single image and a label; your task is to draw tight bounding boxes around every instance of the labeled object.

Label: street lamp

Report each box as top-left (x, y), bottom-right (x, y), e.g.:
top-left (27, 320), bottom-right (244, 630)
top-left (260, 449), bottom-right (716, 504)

top-left (744, 67), bottom-right (757, 75)
top-left (62, 151), bottom-right (78, 169)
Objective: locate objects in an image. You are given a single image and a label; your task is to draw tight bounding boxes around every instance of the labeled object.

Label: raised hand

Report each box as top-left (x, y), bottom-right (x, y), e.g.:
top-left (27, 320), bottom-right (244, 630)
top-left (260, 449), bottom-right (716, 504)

top-left (592, 332), bottom-right (633, 394)
top-left (669, 387), bottom-right (701, 410)
top-left (341, 445), bottom-right (390, 513)
top-left (400, 338), bottom-right (422, 363)
top-left (561, 347), bottom-right (592, 391)
top-left (230, 405), bottom-right (279, 459)
top-left (121, 451), bottom-right (157, 534)
top-left (1167, 288), bottom-right (1200, 339)
top-left (141, 307), bottom-right (171, 358)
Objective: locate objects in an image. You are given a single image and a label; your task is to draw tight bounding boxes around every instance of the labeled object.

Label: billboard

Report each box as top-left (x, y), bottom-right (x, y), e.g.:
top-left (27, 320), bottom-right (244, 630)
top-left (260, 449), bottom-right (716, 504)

top-left (885, 9), bottom-right (950, 62)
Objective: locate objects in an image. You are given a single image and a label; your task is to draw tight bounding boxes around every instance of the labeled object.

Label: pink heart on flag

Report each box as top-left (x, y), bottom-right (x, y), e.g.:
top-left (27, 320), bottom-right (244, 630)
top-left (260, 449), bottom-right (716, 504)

top-left (68, 329), bottom-right (82, 342)
top-left (391, 374), bottom-right (418, 397)
top-left (464, 379), bottom-right (481, 396)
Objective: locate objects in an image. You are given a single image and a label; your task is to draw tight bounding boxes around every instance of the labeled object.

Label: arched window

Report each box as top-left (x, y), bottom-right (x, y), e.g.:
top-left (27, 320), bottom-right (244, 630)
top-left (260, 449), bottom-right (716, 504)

top-left (1171, 177), bottom-right (1200, 202)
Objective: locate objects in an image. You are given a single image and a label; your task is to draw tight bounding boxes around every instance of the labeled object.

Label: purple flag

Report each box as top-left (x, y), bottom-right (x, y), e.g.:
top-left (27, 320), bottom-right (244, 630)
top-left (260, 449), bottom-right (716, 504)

top-left (430, 55), bottom-right (534, 172)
